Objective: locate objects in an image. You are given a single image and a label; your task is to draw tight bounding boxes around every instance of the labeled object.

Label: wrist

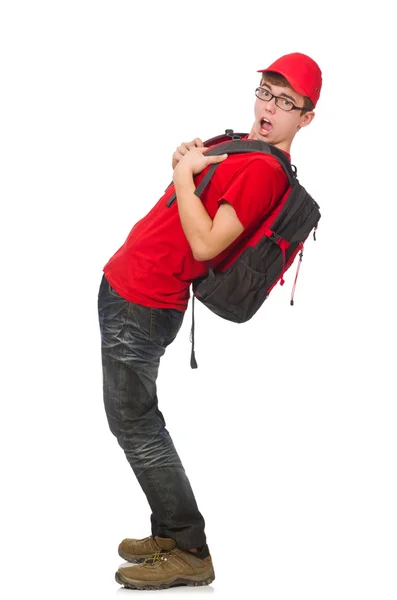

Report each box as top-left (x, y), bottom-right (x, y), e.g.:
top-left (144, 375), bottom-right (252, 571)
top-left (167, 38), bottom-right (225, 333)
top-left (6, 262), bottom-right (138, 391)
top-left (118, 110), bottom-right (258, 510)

top-left (173, 165), bottom-right (194, 187)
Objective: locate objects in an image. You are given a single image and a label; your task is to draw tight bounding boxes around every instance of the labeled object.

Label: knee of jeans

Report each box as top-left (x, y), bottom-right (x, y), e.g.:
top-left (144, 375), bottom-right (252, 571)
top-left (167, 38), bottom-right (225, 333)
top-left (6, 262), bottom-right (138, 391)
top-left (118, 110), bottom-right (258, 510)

top-left (125, 432), bottom-right (182, 472)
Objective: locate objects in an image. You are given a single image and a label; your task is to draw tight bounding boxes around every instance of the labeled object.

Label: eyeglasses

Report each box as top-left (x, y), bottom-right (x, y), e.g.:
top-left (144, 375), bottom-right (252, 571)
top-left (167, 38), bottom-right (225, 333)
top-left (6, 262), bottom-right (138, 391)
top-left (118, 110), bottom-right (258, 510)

top-left (255, 87), bottom-right (307, 112)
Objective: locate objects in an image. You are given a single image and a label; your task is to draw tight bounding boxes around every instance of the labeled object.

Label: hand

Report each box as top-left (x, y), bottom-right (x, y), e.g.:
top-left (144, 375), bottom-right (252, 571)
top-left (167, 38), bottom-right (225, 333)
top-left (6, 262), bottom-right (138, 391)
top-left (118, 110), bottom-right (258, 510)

top-left (172, 138), bottom-right (205, 170)
top-left (173, 147), bottom-right (228, 182)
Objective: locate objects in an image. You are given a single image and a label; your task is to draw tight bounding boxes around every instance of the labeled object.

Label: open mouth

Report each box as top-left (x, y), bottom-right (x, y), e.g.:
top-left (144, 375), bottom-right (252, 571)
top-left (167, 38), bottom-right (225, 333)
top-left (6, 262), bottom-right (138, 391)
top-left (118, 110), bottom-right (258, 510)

top-left (260, 118), bottom-right (273, 134)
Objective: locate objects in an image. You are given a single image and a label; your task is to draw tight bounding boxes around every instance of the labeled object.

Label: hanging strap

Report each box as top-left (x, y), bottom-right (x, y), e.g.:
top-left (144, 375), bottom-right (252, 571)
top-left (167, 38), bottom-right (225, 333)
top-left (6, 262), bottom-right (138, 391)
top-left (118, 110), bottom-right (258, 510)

top-left (190, 295), bottom-right (198, 368)
top-left (290, 243), bottom-right (304, 305)
top-left (190, 265), bottom-right (215, 369)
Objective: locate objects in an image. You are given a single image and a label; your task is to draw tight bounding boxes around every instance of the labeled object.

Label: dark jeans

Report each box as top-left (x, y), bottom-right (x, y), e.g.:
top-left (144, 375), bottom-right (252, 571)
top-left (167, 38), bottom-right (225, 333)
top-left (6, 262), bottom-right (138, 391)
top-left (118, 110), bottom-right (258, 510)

top-left (97, 274), bottom-right (206, 550)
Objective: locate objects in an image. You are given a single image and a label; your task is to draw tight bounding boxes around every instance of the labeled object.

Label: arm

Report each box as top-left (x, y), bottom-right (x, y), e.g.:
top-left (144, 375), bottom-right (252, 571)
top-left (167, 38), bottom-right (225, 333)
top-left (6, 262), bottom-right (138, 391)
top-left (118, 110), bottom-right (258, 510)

top-left (173, 166), bottom-right (244, 262)
top-left (173, 144), bottom-right (280, 261)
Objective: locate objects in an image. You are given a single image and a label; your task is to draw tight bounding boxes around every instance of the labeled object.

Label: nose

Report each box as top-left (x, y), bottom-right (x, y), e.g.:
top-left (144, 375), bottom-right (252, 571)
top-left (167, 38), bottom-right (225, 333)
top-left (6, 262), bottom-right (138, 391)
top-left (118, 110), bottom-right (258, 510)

top-left (265, 97), bottom-right (277, 114)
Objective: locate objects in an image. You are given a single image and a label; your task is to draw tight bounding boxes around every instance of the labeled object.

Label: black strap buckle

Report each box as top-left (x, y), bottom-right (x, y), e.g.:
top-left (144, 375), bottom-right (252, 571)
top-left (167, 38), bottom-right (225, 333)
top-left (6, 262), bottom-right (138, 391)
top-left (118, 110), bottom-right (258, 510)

top-left (268, 231), bottom-right (281, 244)
top-left (225, 129), bottom-right (242, 141)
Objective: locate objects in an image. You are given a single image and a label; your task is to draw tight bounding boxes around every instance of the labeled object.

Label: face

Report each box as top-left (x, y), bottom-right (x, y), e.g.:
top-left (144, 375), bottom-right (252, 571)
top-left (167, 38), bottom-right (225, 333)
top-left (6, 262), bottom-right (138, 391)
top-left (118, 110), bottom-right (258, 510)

top-left (248, 79), bottom-right (315, 152)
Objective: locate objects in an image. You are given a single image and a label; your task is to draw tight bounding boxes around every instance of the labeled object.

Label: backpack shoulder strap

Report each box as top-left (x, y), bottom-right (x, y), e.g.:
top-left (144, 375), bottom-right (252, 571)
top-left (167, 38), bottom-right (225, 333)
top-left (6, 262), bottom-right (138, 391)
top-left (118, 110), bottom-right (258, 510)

top-left (196, 139), bottom-right (295, 200)
top-left (166, 130), bottom-right (296, 208)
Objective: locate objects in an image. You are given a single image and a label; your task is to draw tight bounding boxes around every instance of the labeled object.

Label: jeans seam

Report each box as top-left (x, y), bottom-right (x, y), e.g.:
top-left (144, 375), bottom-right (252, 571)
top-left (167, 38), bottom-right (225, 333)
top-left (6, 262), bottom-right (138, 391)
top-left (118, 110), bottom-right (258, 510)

top-left (111, 295), bottom-right (139, 438)
top-left (149, 308), bottom-right (156, 341)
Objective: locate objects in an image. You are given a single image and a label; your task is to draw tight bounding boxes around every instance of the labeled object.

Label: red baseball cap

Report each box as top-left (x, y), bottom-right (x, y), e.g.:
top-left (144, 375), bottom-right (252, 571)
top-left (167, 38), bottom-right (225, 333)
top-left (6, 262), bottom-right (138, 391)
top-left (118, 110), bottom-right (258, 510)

top-left (257, 52), bottom-right (322, 108)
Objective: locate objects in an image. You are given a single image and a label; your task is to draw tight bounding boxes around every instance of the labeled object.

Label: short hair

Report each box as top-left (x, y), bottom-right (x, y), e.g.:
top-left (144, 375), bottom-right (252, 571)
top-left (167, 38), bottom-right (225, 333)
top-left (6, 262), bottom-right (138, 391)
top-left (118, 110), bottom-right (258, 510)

top-left (260, 72), bottom-right (314, 113)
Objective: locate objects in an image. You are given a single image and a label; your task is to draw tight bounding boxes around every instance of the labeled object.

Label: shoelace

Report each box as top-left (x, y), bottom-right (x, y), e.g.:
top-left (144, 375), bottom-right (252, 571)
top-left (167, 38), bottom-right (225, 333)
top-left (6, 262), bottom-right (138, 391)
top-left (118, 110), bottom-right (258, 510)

top-left (143, 549), bottom-right (176, 566)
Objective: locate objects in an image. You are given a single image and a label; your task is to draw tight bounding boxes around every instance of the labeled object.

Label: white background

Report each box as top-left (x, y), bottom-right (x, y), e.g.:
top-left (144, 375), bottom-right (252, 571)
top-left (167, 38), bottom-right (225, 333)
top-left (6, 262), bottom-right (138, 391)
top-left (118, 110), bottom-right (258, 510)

top-left (1, 1), bottom-right (396, 598)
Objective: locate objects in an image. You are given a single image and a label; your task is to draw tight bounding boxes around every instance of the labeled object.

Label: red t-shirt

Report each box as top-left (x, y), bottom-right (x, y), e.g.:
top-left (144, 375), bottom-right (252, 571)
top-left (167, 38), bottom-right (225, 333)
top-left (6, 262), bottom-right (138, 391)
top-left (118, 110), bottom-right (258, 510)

top-left (103, 139), bottom-right (290, 311)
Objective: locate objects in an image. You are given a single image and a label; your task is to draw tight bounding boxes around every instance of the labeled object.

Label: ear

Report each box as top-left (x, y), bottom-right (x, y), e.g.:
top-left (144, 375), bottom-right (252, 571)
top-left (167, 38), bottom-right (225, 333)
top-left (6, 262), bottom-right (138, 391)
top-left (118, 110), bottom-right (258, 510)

top-left (299, 110), bottom-right (315, 129)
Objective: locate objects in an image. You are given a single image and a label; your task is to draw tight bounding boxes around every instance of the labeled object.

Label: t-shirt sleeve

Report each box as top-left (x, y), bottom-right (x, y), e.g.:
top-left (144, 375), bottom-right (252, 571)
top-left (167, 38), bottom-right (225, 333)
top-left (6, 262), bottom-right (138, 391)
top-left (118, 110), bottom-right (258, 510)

top-left (216, 158), bottom-right (280, 230)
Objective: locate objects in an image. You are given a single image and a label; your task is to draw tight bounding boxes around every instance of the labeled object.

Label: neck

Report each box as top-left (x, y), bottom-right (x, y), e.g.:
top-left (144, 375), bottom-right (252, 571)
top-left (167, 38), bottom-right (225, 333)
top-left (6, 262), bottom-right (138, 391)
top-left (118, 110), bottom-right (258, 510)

top-left (247, 126), bottom-right (292, 154)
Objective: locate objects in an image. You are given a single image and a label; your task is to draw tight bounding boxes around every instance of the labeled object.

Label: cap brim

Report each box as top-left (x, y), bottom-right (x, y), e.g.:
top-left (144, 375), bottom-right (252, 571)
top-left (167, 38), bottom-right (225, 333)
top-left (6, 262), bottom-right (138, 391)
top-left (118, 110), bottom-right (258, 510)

top-left (257, 68), bottom-right (309, 100)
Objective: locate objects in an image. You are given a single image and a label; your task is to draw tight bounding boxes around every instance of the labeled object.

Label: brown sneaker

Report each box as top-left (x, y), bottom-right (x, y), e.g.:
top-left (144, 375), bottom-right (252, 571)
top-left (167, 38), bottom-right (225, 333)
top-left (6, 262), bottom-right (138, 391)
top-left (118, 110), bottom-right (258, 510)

top-left (115, 537), bottom-right (215, 590)
top-left (118, 535), bottom-right (175, 563)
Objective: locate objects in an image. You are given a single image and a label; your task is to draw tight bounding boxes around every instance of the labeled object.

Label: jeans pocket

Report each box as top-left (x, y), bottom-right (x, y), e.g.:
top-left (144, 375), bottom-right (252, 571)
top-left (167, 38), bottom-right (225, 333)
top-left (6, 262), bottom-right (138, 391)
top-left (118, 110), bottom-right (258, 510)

top-left (164, 309), bottom-right (185, 347)
top-left (108, 282), bottom-right (122, 298)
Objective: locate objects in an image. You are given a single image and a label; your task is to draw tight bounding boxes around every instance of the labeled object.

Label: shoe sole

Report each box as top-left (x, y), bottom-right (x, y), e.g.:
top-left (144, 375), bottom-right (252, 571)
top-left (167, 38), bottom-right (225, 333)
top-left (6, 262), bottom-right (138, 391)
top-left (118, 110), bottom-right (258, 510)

top-left (115, 569), bottom-right (215, 590)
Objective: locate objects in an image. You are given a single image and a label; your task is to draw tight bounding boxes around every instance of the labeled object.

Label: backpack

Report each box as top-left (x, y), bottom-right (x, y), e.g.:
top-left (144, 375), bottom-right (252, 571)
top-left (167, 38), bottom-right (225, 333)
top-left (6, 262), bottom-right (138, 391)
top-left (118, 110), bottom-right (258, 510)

top-left (165, 130), bottom-right (321, 368)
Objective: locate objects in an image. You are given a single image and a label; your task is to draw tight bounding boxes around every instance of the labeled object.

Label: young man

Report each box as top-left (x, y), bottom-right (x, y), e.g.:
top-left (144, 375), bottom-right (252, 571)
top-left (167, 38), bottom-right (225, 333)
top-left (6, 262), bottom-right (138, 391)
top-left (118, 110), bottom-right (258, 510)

top-left (98, 52), bottom-right (322, 590)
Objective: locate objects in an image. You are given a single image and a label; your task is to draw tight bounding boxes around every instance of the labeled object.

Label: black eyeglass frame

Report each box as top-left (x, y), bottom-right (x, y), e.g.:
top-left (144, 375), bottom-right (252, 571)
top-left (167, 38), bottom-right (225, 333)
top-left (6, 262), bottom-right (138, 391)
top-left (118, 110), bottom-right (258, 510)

top-left (255, 87), bottom-right (309, 112)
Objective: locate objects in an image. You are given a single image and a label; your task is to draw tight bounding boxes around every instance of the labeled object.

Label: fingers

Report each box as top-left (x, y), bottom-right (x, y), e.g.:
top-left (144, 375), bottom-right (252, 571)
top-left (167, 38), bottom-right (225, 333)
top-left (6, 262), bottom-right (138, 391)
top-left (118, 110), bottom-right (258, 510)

top-left (178, 138), bottom-right (204, 154)
top-left (192, 137), bottom-right (204, 148)
top-left (201, 146), bottom-right (227, 159)
top-left (172, 151), bottom-right (184, 169)
top-left (172, 138), bottom-right (204, 169)
top-left (190, 146), bottom-right (227, 162)
top-left (184, 138), bottom-right (204, 149)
